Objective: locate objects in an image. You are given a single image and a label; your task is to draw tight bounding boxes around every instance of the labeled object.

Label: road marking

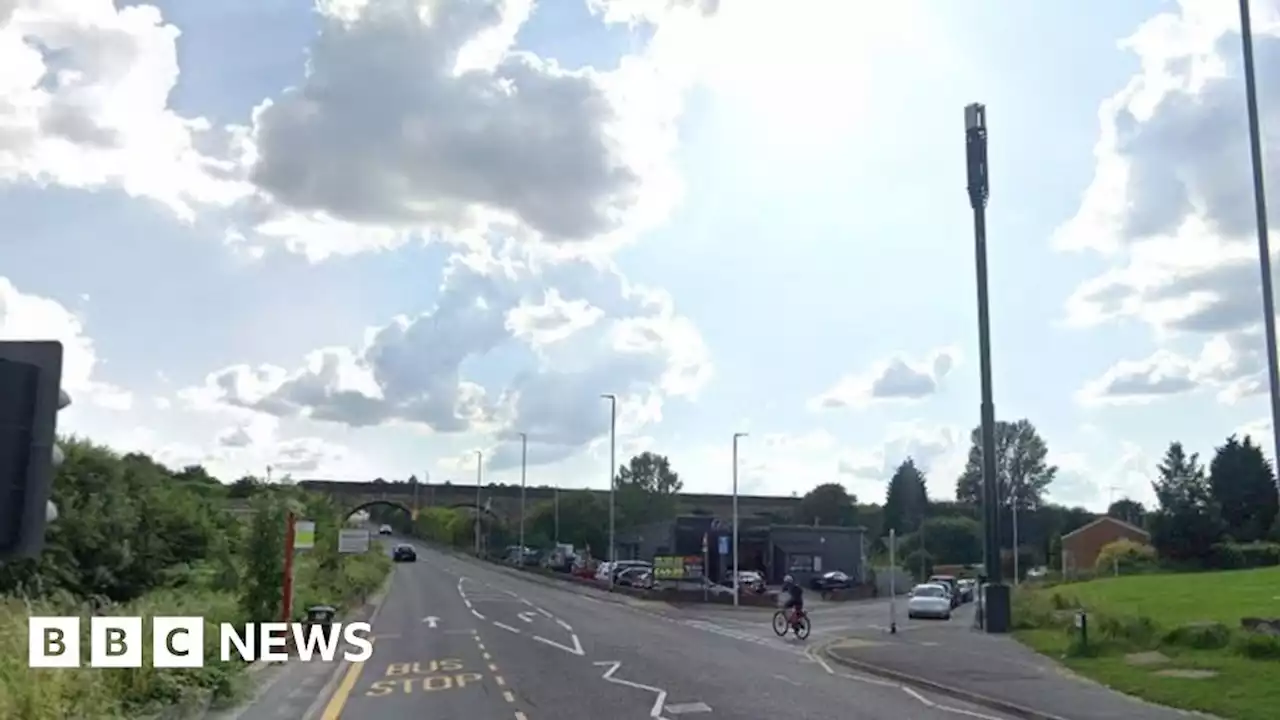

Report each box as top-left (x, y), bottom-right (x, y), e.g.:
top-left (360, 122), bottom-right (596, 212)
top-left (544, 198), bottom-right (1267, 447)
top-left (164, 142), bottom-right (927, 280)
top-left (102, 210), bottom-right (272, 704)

top-left (423, 616), bottom-right (439, 628)
top-left (773, 674), bottom-right (802, 686)
top-left (471, 609), bottom-right (487, 620)
top-left (517, 611), bottom-right (536, 623)
top-left (503, 690), bottom-right (516, 702)
top-left (489, 663), bottom-right (499, 671)
top-left (556, 618), bottom-right (574, 632)
top-left (484, 652), bottom-right (492, 660)
top-left (493, 621), bottom-right (522, 634)
top-left (536, 606), bottom-right (554, 618)
top-left (319, 637), bottom-right (378, 720)
top-left (594, 661), bottom-right (668, 719)
top-left (495, 675), bottom-right (507, 687)
top-left (533, 633), bottom-right (584, 656)
top-left (515, 713), bottom-right (528, 720)
top-left (665, 702), bottom-right (712, 714)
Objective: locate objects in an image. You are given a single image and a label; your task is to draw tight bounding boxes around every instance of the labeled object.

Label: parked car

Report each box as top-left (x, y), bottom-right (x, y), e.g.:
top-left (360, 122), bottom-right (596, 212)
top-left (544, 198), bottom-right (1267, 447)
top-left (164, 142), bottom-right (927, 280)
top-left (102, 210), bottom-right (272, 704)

top-left (392, 544), bottom-right (417, 562)
top-left (732, 570), bottom-right (766, 594)
top-left (956, 578), bottom-right (976, 602)
top-left (907, 583), bottom-right (952, 620)
top-left (596, 560), bottom-right (652, 584)
top-left (378, 524), bottom-right (393, 535)
top-left (928, 574), bottom-right (962, 607)
top-left (616, 566), bottom-right (655, 589)
top-left (810, 570), bottom-right (854, 592)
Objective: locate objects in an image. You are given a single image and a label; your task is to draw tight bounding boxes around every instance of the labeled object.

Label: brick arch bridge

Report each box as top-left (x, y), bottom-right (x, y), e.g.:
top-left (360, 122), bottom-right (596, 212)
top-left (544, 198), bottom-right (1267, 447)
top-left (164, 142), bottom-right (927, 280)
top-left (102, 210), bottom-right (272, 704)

top-left (296, 480), bottom-right (802, 524)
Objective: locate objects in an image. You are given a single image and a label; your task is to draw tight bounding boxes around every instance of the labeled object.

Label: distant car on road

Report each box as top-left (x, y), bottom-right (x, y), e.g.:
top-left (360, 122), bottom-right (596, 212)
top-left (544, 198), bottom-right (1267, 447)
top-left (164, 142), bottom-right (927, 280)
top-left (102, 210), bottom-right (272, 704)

top-left (378, 524), bottom-right (393, 535)
top-left (956, 578), bottom-right (976, 602)
top-left (928, 574), bottom-right (962, 607)
top-left (392, 544), bottom-right (416, 562)
top-left (907, 583), bottom-right (952, 620)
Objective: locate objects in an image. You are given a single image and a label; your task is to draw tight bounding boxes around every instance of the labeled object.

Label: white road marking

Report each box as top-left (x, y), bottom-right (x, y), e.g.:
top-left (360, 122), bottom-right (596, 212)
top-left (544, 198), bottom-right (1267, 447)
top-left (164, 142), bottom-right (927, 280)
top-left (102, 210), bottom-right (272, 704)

top-left (471, 609), bottom-right (487, 621)
top-left (533, 633), bottom-right (584, 655)
top-left (422, 616), bottom-right (440, 628)
top-left (664, 701), bottom-right (712, 714)
top-left (536, 606), bottom-right (554, 618)
top-left (556, 618), bottom-right (574, 632)
top-left (772, 674), bottom-right (802, 686)
top-left (595, 661), bottom-right (670, 719)
top-left (516, 611), bottom-right (536, 623)
top-left (493, 621), bottom-right (522, 634)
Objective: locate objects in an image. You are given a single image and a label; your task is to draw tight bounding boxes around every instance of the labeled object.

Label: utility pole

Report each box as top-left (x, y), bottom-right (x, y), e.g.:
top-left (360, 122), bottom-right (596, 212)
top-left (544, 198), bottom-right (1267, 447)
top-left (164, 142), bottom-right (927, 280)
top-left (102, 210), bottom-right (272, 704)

top-left (474, 450), bottom-right (483, 555)
top-left (519, 432), bottom-right (528, 562)
top-left (732, 432), bottom-right (748, 606)
top-left (966, 102), bottom-right (1010, 633)
top-left (601, 393), bottom-right (618, 587)
top-left (1238, 0), bottom-right (1280, 500)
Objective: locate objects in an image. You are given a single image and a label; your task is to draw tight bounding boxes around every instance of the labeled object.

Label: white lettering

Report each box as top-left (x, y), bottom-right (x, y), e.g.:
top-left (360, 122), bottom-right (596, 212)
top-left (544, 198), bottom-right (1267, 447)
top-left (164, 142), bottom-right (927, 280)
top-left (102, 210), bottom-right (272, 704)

top-left (259, 622), bottom-right (290, 662)
top-left (342, 623), bottom-right (374, 662)
top-left (292, 622), bottom-right (341, 661)
top-left (220, 623), bottom-right (255, 662)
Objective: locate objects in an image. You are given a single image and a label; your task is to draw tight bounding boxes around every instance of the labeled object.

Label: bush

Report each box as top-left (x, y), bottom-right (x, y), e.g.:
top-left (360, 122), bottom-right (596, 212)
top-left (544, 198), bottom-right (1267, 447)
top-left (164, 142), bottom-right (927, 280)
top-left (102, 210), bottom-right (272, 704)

top-left (1234, 632), bottom-right (1280, 660)
top-left (1163, 622), bottom-right (1232, 650)
top-left (1094, 538), bottom-right (1158, 575)
top-left (1209, 542), bottom-right (1280, 570)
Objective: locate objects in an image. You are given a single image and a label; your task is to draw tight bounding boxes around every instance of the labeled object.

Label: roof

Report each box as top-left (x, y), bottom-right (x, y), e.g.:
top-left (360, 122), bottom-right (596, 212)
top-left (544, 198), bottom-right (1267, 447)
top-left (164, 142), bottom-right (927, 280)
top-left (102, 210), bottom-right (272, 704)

top-left (1060, 515), bottom-right (1150, 542)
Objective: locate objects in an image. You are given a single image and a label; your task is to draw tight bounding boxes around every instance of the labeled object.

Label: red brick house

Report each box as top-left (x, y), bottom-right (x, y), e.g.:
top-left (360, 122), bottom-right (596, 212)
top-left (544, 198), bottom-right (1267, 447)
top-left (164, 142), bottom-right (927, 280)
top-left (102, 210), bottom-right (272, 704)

top-left (1060, 516), bottom-right (1150, 576)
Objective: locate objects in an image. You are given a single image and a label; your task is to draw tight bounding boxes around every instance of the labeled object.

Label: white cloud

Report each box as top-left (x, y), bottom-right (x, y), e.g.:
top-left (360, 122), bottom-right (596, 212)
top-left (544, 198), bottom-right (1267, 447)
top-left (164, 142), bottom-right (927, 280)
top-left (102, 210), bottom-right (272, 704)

top-left (811, 346), bottom-right (958, 410)
top-left (0, 276), bottom-right (132, 410)
top-left (837, 422), bottom-right (966, 501)
top-left (182, 241), bottom-right (711, 472)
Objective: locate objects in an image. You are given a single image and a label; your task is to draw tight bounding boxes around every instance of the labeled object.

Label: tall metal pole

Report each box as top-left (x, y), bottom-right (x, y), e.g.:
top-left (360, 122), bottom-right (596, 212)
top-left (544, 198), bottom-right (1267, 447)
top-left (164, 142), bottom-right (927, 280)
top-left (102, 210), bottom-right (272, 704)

top-left (732, 432), bottom-right (747, 607)
top-left (1012, 492), bottom-right (1020, 586)
top-left (602, 393), bottom-right (617, 587)
top-left (966, 102), bottom-right (1009, 633)
top-left (519, 433), bottom-right (528, 561)
top-left (554, 487), bottom-right (560, 544)
top-left (1239, 0), bottom-right (1280, 495)
top-left (474, 450), bottom-right (483, 555)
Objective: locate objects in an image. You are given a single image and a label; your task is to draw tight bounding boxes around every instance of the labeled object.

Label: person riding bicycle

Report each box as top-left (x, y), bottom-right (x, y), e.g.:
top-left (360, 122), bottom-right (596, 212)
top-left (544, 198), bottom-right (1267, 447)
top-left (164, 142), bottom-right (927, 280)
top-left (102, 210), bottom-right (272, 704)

top-left (781, 574), bottom-right (804, 626)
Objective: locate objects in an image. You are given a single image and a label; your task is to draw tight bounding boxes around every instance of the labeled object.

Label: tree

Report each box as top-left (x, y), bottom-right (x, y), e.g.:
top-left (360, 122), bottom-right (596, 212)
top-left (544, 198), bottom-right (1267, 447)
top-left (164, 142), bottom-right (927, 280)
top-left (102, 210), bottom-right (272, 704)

top-left (883, 458), bottom-right (930, 534)
top-left (1106, 498), bottom-right (1146, 527)
top-left (526, 491), bottom-right (608, 555)
top-left (955, 419), bottom-right (1057, 509)
top-left (795, 482), bottom-right (858, 526)
top-left (240, 493), bottom-right (287, 624)
top-left (1149, 442), bottom-right (1223, 564)
top-left (1208, 434), bottom-right (1279, 542)
top-left (899, 516), bottom-right (982, 566)
top-left (614, 452), bottom-right (683, 529)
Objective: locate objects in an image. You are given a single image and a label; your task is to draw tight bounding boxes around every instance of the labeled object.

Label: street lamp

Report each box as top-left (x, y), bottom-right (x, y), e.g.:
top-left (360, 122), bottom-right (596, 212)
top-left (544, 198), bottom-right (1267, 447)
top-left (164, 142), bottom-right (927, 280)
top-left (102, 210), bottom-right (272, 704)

top-left (474, 450), bottom-right (483, 555)
top-left (1238, 0), bottom-right (1280, 499)
top-left (601, 393), bottom-right (618, 586)
top-left (732, 432), bottom-right (748, 607)
top-left (965, 102), bottom-right (1010, 633)
top-left (519, 432), bottom-right (528, 562)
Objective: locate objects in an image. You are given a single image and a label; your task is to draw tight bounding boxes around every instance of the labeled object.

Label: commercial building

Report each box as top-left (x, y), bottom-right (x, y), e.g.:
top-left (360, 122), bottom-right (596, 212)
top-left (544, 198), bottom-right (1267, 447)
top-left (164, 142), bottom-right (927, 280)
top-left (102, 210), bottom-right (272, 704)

top-left (616, 515), bottom-right (867, 587)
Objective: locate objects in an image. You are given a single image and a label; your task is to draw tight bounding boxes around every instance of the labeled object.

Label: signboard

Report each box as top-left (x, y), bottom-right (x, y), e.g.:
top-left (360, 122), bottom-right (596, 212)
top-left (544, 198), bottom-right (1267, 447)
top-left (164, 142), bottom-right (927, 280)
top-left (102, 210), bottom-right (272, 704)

top-left (653, 555), bottom-right (705, 581)
top-left (294, 520), bottom-right (316, 550)
top-left (339, 528), bottom-right (370, 554)
top-left (717, 536), bottom-right (729, 555)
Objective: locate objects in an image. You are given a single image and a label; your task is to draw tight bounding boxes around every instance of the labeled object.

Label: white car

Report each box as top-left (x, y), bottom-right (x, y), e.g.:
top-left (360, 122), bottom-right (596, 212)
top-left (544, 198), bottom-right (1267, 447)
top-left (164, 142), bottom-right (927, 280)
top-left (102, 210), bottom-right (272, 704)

top-left (378, 524), bottom-right (393, 535)
top-left (906, 583), bottom-right (952, 620)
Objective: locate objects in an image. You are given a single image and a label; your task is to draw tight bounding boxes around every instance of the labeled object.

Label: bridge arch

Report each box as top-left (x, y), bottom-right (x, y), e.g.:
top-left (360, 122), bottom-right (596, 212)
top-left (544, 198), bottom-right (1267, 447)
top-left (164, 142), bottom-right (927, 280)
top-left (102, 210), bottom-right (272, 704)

top-left (345, 499), bottom-right (415, 521)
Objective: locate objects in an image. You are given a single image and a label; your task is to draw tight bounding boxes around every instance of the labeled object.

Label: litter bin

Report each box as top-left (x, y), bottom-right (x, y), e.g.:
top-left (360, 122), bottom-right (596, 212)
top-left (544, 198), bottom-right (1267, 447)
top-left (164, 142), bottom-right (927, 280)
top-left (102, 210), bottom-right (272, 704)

top-left (306, 604), bottom-right (338, 644)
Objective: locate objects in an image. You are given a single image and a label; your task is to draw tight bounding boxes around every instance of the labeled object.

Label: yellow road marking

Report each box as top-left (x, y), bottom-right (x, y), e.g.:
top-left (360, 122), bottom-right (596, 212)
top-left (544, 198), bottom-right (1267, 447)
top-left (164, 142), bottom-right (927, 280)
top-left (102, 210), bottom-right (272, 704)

top-left (495, 675), bottom-right (506, 687)
top-left (320, 637), bottom-right (377, 720)
top-left (503, 690), bottom-right (516, 703)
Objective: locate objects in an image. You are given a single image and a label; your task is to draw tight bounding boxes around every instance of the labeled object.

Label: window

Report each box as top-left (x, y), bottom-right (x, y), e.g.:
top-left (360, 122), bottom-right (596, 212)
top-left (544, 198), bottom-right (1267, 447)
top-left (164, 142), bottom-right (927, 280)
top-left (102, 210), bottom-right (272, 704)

top-left (787, 554), bottom-right (814, 573)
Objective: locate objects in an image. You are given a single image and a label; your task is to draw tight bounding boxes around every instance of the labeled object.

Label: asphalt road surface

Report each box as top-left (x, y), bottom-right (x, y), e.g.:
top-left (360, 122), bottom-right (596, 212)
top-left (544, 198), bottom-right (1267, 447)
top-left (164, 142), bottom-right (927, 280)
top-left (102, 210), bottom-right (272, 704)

top-left (264, 540), bottom-right (1017, 720)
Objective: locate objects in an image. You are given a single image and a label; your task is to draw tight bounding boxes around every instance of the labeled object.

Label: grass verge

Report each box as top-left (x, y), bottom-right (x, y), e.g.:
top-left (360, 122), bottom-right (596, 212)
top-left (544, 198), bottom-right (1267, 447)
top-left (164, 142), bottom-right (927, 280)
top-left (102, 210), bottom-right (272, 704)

top-left (1013, 566), bottom-right (1280, 720)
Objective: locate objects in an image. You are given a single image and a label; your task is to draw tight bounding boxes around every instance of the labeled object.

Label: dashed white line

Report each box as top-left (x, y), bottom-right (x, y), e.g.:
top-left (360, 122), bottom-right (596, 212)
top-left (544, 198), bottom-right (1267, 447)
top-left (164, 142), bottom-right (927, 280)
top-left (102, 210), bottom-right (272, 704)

top-left (471, 608), bottom-right (487, 621)
top-left (555, 618), bottom-right (574, 632)
top-left (493, 621), bottom-right (522, 634)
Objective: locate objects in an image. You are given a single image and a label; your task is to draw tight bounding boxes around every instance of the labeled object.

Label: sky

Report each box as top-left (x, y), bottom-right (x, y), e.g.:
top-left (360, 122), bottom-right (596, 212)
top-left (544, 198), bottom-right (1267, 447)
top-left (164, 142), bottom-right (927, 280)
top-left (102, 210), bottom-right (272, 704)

top-left (3, 0), bottom-right (1280, 513)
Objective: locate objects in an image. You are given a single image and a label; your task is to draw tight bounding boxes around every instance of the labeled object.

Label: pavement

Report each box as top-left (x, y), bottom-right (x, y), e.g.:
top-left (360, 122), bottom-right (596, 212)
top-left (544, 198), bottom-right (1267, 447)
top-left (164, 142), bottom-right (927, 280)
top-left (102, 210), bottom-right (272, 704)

top-left (216, 538), bottom-right (1029, 720)
top-left (822, 617), bottom-right (1206, 720)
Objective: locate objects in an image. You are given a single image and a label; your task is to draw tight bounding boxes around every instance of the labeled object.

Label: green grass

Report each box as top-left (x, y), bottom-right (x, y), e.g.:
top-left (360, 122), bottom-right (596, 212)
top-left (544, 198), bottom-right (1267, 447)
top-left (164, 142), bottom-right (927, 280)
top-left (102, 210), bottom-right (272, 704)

top-left (1013, 567), bottom-right (1280, 720)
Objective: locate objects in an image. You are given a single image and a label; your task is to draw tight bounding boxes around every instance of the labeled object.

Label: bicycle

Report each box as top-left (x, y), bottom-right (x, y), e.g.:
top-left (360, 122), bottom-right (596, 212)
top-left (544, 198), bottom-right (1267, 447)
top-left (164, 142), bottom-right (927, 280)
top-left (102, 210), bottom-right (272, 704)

top-left (771, 608), bottom-right (811, 639)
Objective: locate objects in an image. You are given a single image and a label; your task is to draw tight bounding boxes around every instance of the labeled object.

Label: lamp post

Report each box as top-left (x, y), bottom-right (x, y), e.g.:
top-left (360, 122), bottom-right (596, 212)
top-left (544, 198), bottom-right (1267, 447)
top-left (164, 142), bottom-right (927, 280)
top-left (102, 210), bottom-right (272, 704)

top-left (519, 432), bottom-right (528, 563)
top-left (965, 102), bottom-right (1010, 633)
top-left (474, 450), bottom-right (483, 555)
top-left (1238, 0), bottom-right (1280, 498)
top-left (732, 432), bottom-right (748, 607)
top-left (601, 393), bottom-right (617, 586)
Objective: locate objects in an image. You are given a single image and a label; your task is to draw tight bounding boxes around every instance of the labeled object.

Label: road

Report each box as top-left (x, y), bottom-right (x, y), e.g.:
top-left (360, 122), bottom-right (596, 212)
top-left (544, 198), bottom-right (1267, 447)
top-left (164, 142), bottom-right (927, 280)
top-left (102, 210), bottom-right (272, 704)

top-left (225, 540), bottom-right (1016, 720)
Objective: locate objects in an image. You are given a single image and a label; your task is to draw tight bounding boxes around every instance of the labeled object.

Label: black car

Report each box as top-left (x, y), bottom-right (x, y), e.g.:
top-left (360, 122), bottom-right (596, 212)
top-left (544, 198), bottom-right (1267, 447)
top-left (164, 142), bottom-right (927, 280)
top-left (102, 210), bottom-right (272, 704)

top-left (810, 571), bottom-right (854, 592)
top-left (392, 544), bottom-right (417, 562)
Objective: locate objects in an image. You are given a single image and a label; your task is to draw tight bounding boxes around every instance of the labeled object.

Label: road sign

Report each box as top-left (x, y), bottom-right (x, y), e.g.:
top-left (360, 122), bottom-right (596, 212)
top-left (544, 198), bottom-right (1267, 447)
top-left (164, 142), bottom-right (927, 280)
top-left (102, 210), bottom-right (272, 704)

top-left (294, 520), bottom-right (316, 549)
top-left (718, 535), bottom-right (729, 555)
top-left (339, 528), bottom-right (369, 554)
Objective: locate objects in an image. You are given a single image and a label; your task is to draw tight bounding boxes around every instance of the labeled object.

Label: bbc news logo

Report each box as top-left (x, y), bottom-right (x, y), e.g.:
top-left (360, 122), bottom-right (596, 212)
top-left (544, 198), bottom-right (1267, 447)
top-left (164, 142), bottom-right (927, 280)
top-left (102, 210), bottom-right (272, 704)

top-left (28, 617), bottom-right (374, 668)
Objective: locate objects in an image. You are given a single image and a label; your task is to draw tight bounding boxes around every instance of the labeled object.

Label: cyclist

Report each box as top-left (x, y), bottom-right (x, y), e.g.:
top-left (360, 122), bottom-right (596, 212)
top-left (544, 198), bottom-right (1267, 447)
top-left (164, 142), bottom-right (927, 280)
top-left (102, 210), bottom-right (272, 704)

top-left (781, 574), bottom-right (804, 627)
